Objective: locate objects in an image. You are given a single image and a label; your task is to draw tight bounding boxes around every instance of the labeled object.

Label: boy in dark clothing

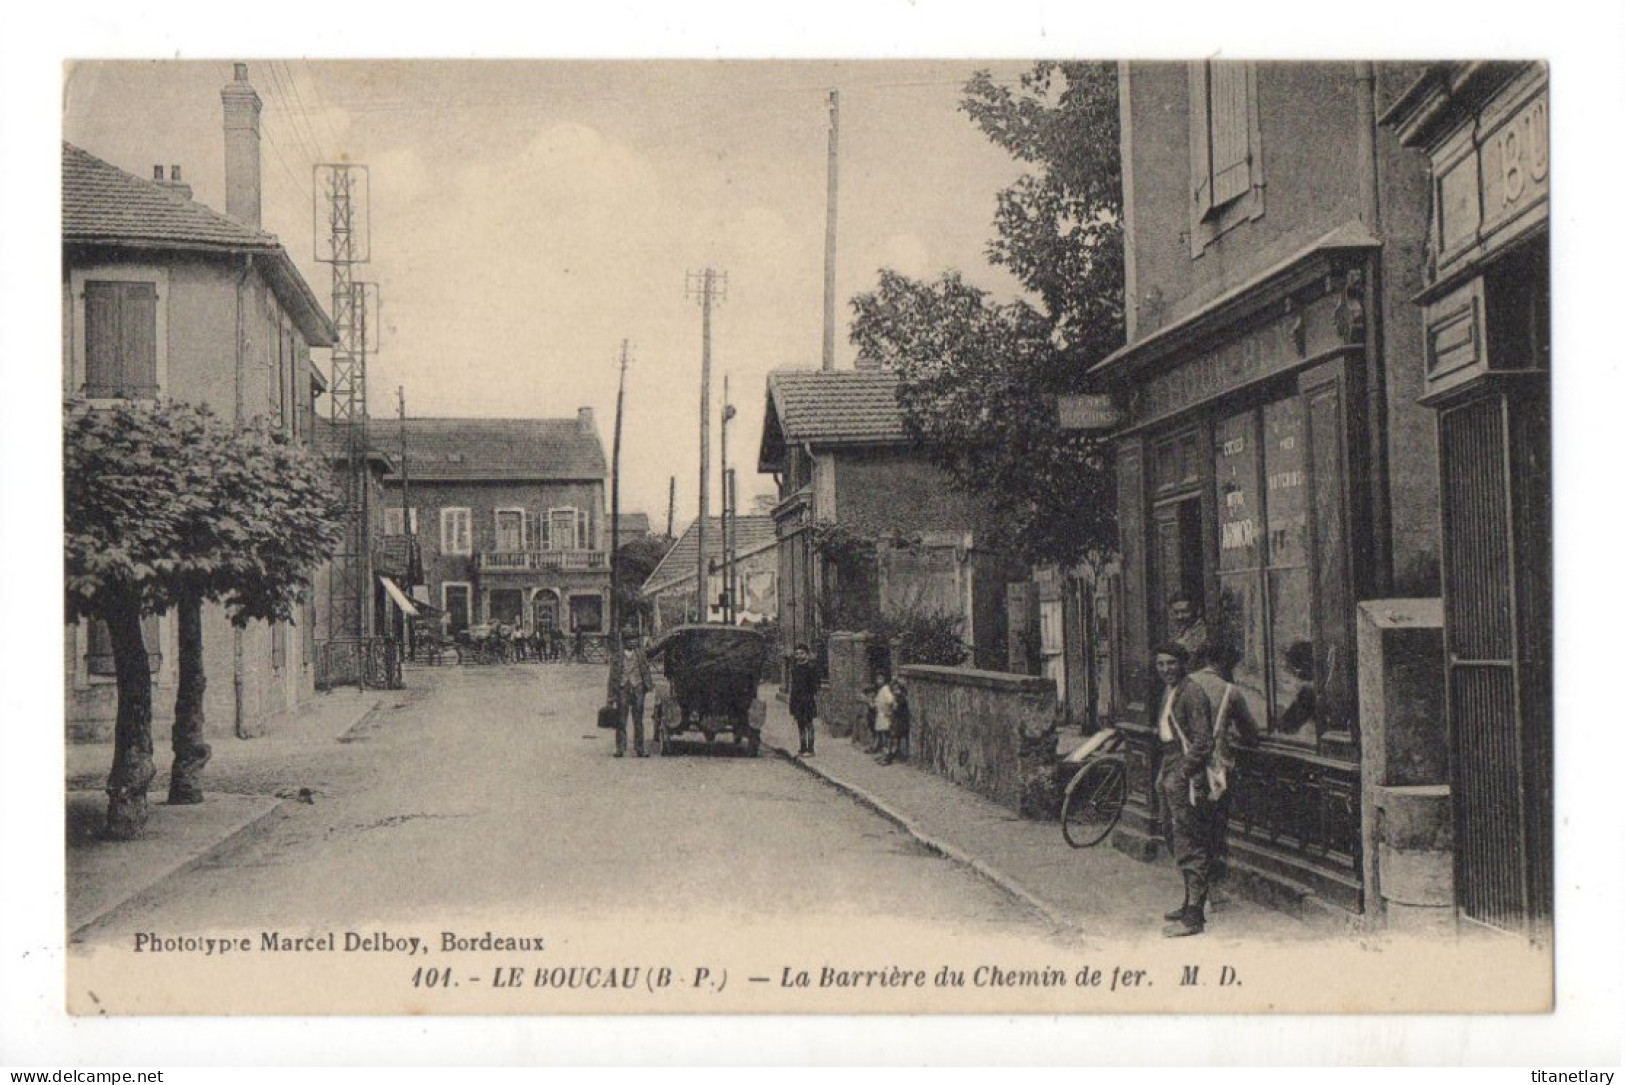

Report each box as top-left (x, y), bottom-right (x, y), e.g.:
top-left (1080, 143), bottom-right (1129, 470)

top-left (789, 644), bottom-right (820, 756)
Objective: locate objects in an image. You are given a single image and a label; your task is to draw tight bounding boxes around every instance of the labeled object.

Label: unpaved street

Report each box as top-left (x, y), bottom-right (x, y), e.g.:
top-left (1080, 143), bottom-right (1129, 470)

top-left (75, 664), bottom-right (1047, 943)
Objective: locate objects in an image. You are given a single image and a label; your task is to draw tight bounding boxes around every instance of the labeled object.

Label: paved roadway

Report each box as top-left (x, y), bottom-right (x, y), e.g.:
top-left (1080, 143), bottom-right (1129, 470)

top-left (76, 663), bottom-right (1048, 944)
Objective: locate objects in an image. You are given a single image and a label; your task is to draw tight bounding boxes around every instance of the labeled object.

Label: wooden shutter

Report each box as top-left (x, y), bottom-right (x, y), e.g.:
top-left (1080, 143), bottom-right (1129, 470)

top-left (1209, 61), bottom-right (1253, 206)
top-left (1188, 62), bottom-right (1214, 220)
top-left (84, 282), bottom-right (121, 397)
top-left (119, 283), bottom-right (159, 397)
top-left (1304, 375), bottom-right (1354, 740)
top-left (272, 620), bottom-right (287, 671)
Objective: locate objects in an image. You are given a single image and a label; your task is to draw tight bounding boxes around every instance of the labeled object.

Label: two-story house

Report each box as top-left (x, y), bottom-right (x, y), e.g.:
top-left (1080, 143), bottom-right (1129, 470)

top-left (1092, 62), bottom-right (1448, 921)
top-left (63, 64), bottom-right (338, 740)
top-left (757, 367), bottom-right (1021, 677)
top-left (380, 412), bottom-right (611, 640)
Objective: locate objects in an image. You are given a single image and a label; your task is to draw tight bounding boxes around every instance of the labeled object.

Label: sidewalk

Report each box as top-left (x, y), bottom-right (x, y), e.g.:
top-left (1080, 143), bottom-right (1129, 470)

top-left (760, 689), bottom-right (1332, 944)
top-left (67, 686), bottom-right (386, 936)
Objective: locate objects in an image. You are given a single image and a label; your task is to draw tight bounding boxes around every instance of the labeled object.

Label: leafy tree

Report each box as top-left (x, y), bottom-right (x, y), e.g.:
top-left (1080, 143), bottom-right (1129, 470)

top-left (65, 400), bottom-right (344, 837)
top-left (612, 533), bottom-right (674, 628)
top-left (848, 62), bottom-right (1124, 570)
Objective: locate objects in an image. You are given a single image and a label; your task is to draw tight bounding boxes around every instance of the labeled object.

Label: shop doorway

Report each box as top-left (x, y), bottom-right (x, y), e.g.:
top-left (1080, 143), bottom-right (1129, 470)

top-left (1151, 496), bottom-right (1206, 649)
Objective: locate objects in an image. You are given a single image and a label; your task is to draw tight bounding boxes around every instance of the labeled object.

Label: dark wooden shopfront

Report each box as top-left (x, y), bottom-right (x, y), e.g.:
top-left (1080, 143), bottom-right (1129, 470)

top-left (1099, 236), bottom-right (1386, 913)
top-left (1385, 63), bottom-right (1552, 935)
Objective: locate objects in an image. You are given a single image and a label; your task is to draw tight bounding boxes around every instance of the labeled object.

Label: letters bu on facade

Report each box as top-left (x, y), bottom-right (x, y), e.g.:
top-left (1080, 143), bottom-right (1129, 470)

top-left (1384, 62), bottom-right (1552, 937)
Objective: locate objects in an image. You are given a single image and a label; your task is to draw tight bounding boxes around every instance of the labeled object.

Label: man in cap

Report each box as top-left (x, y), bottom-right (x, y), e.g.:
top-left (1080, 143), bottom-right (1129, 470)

top-left (1153, 642), bottom-right (1217, 937)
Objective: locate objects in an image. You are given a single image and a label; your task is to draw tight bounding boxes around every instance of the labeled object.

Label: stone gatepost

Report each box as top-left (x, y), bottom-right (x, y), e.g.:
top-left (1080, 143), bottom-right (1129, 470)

top-left (1357, 599), bottom-right (1453, 932)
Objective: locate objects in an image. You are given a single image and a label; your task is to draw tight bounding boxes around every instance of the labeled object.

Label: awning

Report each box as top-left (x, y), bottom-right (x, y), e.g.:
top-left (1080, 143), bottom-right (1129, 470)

top-left (379, 576), bottom-right (420, 618)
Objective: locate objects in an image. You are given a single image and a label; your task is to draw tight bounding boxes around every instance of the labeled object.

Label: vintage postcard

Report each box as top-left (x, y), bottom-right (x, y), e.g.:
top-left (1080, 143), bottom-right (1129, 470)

top-left (56, 56), bottom-right (1556, 1019)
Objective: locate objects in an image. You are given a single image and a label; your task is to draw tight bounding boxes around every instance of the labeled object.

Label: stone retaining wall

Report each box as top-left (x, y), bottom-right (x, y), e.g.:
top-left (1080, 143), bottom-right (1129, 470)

top-left (899, 664), bottom-right (1060, 818)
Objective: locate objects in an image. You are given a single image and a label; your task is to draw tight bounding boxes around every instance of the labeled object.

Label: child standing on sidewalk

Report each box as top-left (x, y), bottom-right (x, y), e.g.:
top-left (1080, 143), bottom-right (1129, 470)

top-left (872, 671), bottom-right (896, 763)
top-left (881, 675), bottom-right (910, 765)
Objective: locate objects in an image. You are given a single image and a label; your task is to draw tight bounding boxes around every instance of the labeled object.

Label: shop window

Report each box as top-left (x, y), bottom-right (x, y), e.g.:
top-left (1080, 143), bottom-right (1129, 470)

top-left (1214, 410), bottom-right (1271, 730)
top-left (1263, 397), bottom-right (1315, 744)
top-left (570, 595), bottom-right (603, 633)
top-left (1209, 394), bottom-right (1337, 749)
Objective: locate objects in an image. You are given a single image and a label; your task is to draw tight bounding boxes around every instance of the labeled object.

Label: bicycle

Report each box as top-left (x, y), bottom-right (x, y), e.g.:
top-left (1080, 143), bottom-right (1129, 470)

top-left (1060, 727), bottom-right (1129, 848)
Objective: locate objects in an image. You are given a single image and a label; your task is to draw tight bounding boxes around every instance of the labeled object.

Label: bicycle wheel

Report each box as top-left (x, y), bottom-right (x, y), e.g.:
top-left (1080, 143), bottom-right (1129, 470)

top-left (1061, 755), bottom-right (1128, 848)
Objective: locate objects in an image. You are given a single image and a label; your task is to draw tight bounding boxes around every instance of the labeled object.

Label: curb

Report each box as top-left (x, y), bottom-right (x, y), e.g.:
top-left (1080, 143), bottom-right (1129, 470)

top-left (68, 690), bottom-right (389, 940)
top-left (763, 736), bottom-right (1078, 936)
top-left (68, 793), bottom-right (287, 940)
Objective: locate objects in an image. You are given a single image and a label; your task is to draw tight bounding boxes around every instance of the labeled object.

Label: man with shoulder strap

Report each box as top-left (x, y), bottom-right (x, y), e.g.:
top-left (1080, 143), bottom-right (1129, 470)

top-left (1153, 642), bottom-right (1216, 937)
top-left (1188, 640), bottom-right (1262, 892)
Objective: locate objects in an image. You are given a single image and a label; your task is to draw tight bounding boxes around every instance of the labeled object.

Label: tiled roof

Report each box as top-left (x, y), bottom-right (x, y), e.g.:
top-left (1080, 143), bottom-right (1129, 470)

top-left (62, 142), bottom-right (336, 346)
top-left (384, 418), bottom-right (607, 482)
top-left (63, 142), bottom-right (279, 249)
top-left (766, 368), bottom-right (909, 445)
top-left (642, 515), bottom-right (777, 596)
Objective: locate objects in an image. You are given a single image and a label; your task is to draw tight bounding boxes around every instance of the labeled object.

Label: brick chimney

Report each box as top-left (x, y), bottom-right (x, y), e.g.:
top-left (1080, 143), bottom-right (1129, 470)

top-left (153, 164), bottom-right (193, 201)
top-left (220, 63), bottom-right (262, 228)
top-left (577, 407), bottom-right (596, 436)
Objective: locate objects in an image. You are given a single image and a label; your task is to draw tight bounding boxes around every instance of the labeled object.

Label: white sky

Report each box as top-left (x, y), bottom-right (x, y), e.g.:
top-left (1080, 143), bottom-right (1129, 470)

top-left (63, 59), bottom-right (1035, 527)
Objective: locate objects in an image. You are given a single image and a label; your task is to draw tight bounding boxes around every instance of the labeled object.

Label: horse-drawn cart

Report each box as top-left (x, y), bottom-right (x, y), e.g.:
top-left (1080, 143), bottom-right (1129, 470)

top-left (646, 624), bottom-right (768, 756)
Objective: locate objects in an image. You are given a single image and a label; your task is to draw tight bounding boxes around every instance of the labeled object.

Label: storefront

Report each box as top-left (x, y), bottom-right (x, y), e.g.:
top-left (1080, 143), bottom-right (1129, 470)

top-left (1384, 62), bottom-right (1551, 935)
top-left (1095, 230), bottom-right (1388, 912)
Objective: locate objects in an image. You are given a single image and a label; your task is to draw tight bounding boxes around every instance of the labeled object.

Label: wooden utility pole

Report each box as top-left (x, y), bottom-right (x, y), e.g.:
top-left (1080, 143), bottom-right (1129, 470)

top-left (686, 268), bottom-right (726, 620)
top-left (822, 88), bottom-right (839, 371)
top-left (666, 476), bottom-right (676, 540)
top-left (720, 375), bottom-right (738, 623)
top-left (609, 339), bottom-right (630, 650)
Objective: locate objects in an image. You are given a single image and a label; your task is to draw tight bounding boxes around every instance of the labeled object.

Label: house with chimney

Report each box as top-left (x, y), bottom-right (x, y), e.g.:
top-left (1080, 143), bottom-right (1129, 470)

top-left (379, 413), bottom-right (612, 640)
top-left (63, 65), bottom-right (338, 739)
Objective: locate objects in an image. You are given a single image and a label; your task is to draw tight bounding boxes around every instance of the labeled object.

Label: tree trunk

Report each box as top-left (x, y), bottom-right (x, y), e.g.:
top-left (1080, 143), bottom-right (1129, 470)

top-left (167, 594), bottom-right (211, 804)
top-left (103, 596), bottom-right (156, 840)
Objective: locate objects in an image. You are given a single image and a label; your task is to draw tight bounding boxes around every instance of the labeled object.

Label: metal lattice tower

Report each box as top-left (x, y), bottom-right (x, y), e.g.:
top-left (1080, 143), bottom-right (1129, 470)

top-left (316, 164), bottom-right (371, 642)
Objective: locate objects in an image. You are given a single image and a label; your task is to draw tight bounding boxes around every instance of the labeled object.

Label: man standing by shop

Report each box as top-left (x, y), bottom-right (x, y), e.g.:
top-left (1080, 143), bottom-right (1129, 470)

top-left (1154, 642), bottom-right (1217, 937)
top-left (789, 643), bottom-right (820, 757)
top-left (609, 630), bottom-right (654, 758)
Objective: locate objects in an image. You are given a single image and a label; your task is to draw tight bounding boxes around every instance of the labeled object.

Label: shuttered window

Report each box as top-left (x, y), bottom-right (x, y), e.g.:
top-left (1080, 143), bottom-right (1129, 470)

top-left (1189, 61), bottom-right (1261, 230)
top-left (84, 281), bottom-right (159, 399)
top-left (87, 616), bottom-right (162, 677)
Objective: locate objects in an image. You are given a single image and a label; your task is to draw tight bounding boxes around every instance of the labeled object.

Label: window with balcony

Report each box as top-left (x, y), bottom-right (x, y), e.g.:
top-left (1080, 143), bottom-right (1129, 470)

top-left (495, 509), bottom-right (525, 551)
top-left (383, 507), bottom-right (419, 536)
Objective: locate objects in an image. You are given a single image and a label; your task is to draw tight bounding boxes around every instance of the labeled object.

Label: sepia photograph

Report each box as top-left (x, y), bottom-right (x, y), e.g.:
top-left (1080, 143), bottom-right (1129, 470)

top-left (4, 2), bottom-right (1620, 1066)
top-left (51, 54), bottom-right (1559, 1017)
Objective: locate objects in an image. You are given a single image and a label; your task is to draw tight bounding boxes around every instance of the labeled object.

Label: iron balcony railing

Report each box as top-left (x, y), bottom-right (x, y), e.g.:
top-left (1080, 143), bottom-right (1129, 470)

top-left (474, 549), bottom-right (608, 573)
